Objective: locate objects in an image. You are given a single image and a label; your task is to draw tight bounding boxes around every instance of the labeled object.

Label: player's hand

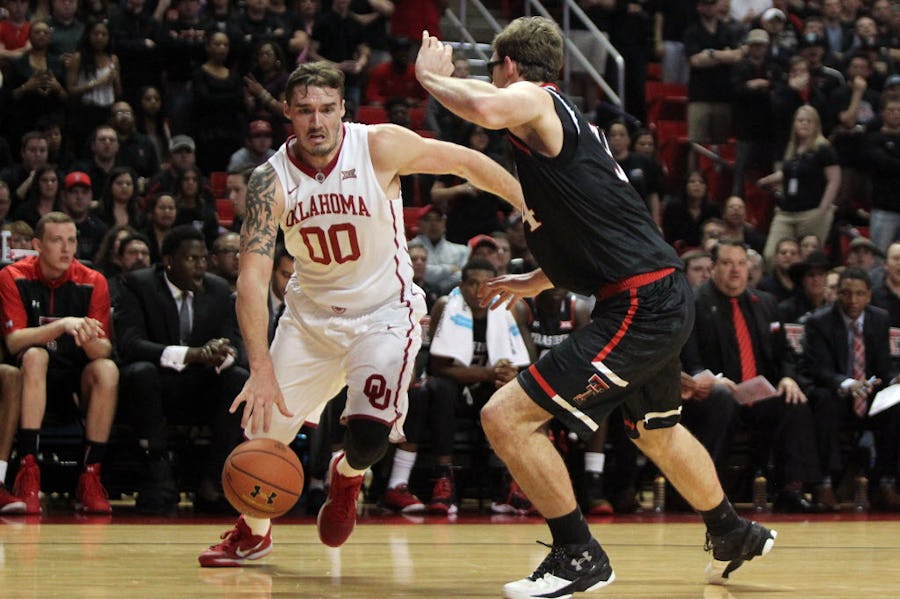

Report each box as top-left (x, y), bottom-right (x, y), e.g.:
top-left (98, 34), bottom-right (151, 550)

top-left (415, 31), bottom-right (454, 81)
top-left (478, 271), bottom-right (547, 311)
top-left (64, 317), bottom-right (103, 346)
top-left (493, 359), bottom-right (518, 386)
top-left (230, 371), bottom-right (294, 435)
top-left (778, 377), bottom-right (807, 404)
top-left (200, 337), bottom-right (236, 367)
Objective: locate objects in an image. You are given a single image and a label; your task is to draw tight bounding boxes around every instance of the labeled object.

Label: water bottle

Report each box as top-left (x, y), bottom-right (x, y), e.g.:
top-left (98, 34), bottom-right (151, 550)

top-left (753, 474), bottom-right (768, 512)
top-left (652, 475), bottom-right (666, 513)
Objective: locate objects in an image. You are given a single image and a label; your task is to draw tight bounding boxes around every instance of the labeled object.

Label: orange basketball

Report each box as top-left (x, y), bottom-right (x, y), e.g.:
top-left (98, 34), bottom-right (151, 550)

top-left (222, 438), bottom-right (304, 519)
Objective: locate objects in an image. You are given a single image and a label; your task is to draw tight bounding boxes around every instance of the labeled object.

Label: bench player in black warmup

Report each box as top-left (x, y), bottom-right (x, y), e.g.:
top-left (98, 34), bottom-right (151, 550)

top-left (417, 17), bottom-right (776, 598)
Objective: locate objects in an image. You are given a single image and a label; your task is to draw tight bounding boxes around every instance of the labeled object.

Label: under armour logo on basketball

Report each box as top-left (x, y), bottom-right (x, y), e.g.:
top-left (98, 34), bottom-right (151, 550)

top-left (574, 374), bottom-right (609, 403)
top-left (341, 169), bottom-right (357, 180)
top-left (570, 551), bottom-right (593, 571)
top-left (250, 485), bottom-right (278, 505)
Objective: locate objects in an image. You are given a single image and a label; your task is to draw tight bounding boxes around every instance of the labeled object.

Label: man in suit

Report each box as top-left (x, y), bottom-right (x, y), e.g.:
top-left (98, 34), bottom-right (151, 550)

top-left (681, 240), bottom-right (823, 512)
top-left (114, 225), bottom-right (249, 515)
top-left (267, 244), bottom-right (293, 345)
top-left (802, 267), bottom-right (900, 511)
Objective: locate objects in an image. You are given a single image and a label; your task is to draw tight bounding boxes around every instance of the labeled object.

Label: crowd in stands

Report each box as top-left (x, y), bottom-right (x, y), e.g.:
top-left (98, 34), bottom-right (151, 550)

top-left (1, 0), bottom-right (900, 518)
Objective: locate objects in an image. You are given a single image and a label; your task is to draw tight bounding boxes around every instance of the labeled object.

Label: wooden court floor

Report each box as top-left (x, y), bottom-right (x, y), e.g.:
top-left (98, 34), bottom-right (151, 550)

top-left (2, 512), bottom-right (899, 598)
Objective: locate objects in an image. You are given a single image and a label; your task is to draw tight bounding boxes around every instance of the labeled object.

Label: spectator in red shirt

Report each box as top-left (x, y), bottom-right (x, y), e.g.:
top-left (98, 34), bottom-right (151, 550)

top-left (0, 0), bottom-right (31, 70)
top-left (364, 35), bottom-right (428, 107)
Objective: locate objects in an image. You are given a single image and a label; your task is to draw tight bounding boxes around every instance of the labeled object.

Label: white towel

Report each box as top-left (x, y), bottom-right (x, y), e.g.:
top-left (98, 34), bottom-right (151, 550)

top-left (430, 288), bottom-right (531, 367)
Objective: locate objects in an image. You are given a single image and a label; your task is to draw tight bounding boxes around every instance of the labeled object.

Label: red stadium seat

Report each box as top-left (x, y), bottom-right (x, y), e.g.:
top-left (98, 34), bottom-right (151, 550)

top-left (742, 180), bottom-right (774, 231)
top-left (403, 206), bottom-right (422, 239)
top-left (216, 198), bottom-right (235, 228)
top-left (645, 81), bottom-right (688, 127)
top-left (655, 120), bottom-right (689, 192)
top-left (210, 171), bottom-right (228, 199)
top-left (408, 106), bottom-right (426, 130)
top-left (357, 105), bottom-right (388, 125)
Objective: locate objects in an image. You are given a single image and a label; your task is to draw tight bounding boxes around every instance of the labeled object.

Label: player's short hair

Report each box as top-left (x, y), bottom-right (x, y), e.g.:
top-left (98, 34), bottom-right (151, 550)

top-left (285, 61), bottom-right (345, 105)
top-left (2, 220), bottom-right (35, 240)
top-left (273, 243), bottom-right (291, 268)
top-left (839, 267), bottom-right (872, 289)
top-left (227, 165), bottom-right (254, 183)
top-left (462, 259), bottom-right (497, 281)
top-left (35, 211), bottom-right (74, 239)
top-left (117, 233), bottom-right (151, 258)
top-left (21, 131), bottom-right (47, 151)
top-left (710, 239), bottom-right (748, 262)
top-left (161, 224), bottom-right (205, 257)
top-left (680, 249), bottom-right (711, 268)
top-left (493, 16), bottom-right (563, 83)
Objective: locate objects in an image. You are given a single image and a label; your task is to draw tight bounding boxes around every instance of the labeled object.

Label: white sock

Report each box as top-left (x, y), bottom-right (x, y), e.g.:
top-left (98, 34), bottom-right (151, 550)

top-left (244, 515), bottom-right (271, 536)
top-left (0, 460), bottom-right (7, 484)
top-left (388, 449), bottom-right (417, 489)
top-left (584, 452), bottom-right (605, 474)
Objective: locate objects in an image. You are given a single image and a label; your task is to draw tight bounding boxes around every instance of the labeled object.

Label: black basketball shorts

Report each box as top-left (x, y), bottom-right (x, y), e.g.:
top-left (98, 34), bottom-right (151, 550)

top-left (518, 270), bottom-right (695, 440)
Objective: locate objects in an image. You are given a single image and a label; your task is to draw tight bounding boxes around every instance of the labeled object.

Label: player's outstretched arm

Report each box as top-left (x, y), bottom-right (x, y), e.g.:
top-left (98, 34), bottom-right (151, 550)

top-left (415, 30), bottom-right (546, 131)
top-left (478, 269), bottom-right (553, 311)
top-left (234, 161), bottom-right (293, 433)
top-left (371, 124), bottom-right (524, 211)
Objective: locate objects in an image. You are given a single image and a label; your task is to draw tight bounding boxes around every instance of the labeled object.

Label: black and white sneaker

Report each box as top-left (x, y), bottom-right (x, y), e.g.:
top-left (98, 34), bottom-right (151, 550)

top-left (704, 519), bottom-right (777, 584)
top-left (503, 538), bottom-right (615, 599)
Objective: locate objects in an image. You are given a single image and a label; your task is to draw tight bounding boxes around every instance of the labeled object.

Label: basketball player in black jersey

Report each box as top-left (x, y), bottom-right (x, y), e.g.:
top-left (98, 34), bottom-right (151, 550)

top-left (417, 17), bottom-right (776, 598)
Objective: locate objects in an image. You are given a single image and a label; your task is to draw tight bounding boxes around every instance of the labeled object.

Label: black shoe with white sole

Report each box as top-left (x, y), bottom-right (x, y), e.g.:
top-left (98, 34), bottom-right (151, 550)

top-left (503, 537), bottom-right (614, 599)
top-left (704, 519), bottom-right (777, 584)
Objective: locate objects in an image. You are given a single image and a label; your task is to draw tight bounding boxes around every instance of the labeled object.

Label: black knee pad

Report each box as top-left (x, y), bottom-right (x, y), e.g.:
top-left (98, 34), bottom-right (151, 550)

top-left (344, 419), bottom-right (391, 470)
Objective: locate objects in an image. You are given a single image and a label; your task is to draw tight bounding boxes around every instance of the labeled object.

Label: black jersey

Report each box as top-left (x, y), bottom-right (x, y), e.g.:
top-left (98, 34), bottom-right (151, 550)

top-left (507, 86), bottom-right (681, 296)
top-left (526, 293), bottom-right (577, 358)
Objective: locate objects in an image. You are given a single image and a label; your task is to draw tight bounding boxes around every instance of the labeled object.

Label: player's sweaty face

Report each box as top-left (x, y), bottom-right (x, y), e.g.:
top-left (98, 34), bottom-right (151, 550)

top-left (285, 85), bottom-right (346, 159)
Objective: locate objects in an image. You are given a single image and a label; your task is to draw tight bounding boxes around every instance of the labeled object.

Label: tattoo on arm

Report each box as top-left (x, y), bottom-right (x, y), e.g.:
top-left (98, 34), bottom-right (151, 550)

top-left (241, 163), bottom-right (278, 258)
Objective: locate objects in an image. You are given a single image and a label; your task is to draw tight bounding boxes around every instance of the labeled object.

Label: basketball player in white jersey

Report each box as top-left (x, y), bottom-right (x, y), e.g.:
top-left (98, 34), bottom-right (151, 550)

top-left (199, 61), bottom-right (524, 567)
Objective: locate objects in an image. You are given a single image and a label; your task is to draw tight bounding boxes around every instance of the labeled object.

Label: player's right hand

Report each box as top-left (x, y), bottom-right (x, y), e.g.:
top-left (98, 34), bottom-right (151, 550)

top-left (479, 271), bottom-right (549, 310)
top-left (415, 31), bottom-right (454, 80)
top-left (230, 372), bottom-right (294, 435)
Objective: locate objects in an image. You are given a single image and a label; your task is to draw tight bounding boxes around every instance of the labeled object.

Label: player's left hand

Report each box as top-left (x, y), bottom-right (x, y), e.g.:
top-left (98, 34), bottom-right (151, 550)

top-left (415, 31), bottom-right (454, 80)
top-left (230, 369), bottom-right (294, 434)
top-left (778, 377), bottom-right (807, 404)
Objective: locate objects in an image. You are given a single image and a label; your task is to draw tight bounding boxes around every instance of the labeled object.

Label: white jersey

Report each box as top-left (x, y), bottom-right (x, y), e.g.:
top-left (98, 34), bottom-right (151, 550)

top-left (269, 123), bottom-right (414, 312)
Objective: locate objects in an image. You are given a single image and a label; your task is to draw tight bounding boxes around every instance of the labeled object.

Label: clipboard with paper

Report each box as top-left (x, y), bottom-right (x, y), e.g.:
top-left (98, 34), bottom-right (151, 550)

top-left (733, 375), bottom-right (778, 406)
top-left (869, 384), bottom-right (900, 417)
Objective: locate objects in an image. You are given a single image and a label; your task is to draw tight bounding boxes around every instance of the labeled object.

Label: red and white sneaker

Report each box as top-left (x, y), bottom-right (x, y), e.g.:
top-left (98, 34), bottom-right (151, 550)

top-left (491, 480), bottom-right (538, 515)
top-left (199, 516), bottom-right (273, 567)
top-left (317, 453), bottom-right (363, 547)
top-left (75, 463), bottom-right (112, 514)
top-left (13, 454), bottom-right (42, 514)
top-left (384, 484), bottom-right (425, 513)
top-left (426, 473), bottom-right (457, 515)
top-left (0, 483), bottom-right (26, 514)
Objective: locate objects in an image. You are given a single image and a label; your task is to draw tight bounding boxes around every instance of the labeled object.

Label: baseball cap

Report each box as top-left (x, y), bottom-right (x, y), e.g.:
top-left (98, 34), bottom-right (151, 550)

top-left (64, 171), bottom-right (92, 190)
top-left (248, 120), bottom-right (272, 136)
top-left (746, 29), bottom-right (770, 45)
top-left (169, 134), bottom-right (196, 153)
top-left (468, 234), bottom-right (499, 251)
top-left (761, 7), bottom-right (785, 22)
top-left (849, 236), bottom-right (884, 257)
